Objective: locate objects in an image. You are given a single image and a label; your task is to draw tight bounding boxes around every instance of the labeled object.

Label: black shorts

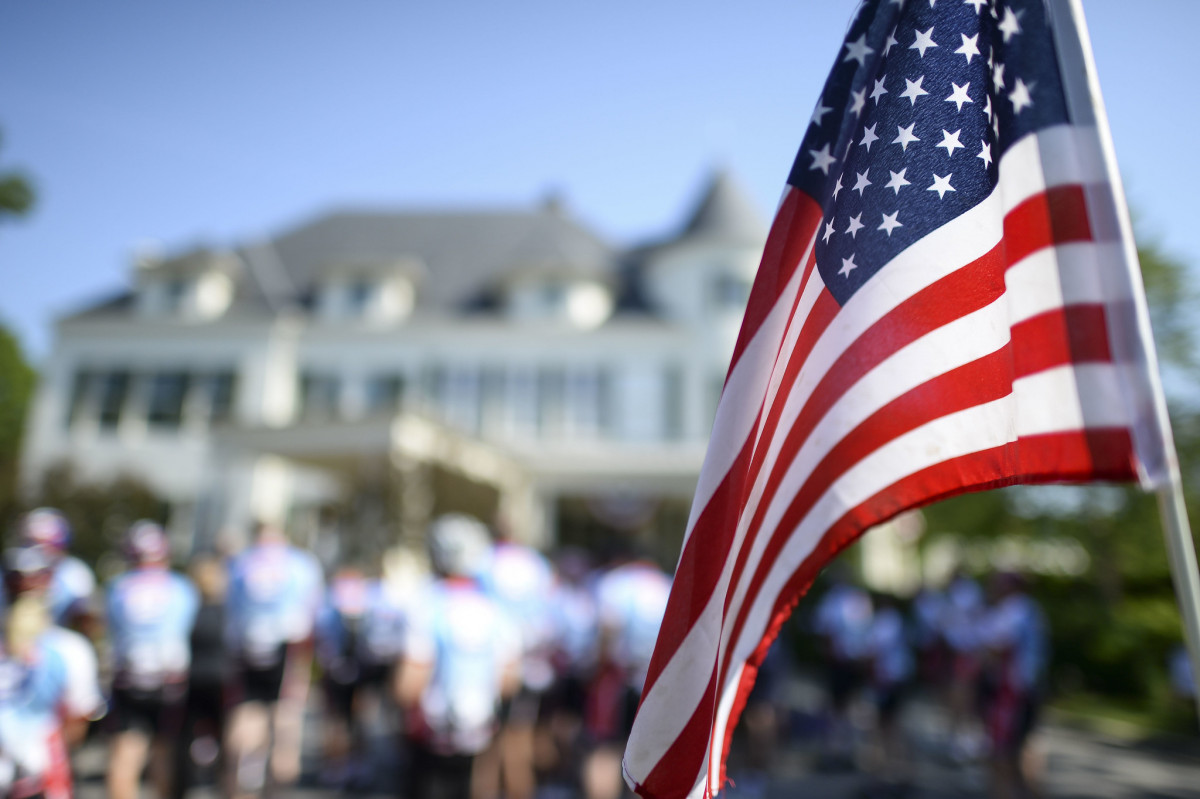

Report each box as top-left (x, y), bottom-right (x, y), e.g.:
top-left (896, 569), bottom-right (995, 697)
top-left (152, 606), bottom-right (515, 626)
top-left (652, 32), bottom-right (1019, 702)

top-left (235, 648), bottom-right (288, 705)
top-left (109, 683), bottom-right (186, 737)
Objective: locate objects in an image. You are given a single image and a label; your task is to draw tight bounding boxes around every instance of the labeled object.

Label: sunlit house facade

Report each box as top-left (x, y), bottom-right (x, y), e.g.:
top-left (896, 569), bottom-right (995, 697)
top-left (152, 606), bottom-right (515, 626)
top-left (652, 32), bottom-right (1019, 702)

top-left (20, 173), bottom-right (767, 553)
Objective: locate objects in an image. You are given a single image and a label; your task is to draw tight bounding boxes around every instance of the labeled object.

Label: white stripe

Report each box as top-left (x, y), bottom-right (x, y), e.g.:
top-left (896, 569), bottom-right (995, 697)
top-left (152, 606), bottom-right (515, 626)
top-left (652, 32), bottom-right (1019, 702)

top-left (706, 662), bottom-right (744, 793)
top-left (1015, 363), bottom-right (1131, 434)
top-left (1005, 241), bottom-right (1113, 325)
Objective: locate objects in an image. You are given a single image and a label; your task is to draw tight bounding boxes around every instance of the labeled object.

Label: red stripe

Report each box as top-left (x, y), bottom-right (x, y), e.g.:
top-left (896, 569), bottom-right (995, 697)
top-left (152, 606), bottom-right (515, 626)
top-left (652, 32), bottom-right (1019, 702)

top-left (1012, 304), bottom-right (1111, 378)
top-left (728, 189), bottom-right (822, 374)
top-left (713, 427), bottom-right (1136, 791)
top-left (1003, 184), bottom-right (1092, 265)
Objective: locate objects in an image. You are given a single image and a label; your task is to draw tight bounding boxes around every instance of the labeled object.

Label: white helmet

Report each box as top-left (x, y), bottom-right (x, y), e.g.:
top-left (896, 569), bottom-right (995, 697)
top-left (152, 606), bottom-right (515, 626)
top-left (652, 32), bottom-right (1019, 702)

top-left (427, 514), bottom-right (490, 577)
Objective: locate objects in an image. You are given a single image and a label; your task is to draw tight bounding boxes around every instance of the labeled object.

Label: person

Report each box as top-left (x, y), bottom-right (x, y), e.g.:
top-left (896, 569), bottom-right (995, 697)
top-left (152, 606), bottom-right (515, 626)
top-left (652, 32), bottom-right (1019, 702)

top-left (583, 538), bottom-right (671, 799)
top-left (978, 572), bottom-right (1047, 799)
top-left (105, 520), bottom-right (200, 799)
top-left (940, 569), bottom-right (986, 762)
top-left (173, 552), bottom-right (230, 799)
top-left (6, 545), bottom-right (105, 754)
top-left (395, 513), bottom-right (521, 799)
top-left (475, 517), bottom-right (556, 799)
top-left (17, 508), bottom-right (96, 631)
top-left (0, 567), bottom-right (72, 799)
top-left (862, 592), bottom-right (914, 797)
top-left (223, 521), bottom-right (323, 799)
top-left (314, 563), bottom-right (398, 789)
top-left (812, 571), bottom-right (873, 768)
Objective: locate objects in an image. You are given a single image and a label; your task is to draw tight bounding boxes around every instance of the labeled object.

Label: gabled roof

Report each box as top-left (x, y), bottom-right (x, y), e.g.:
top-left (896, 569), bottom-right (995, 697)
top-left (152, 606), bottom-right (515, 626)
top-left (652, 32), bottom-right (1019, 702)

top-left (678, 169), bottom-right (768, 245)
top-left (265, 205), bottom-right (615, 312)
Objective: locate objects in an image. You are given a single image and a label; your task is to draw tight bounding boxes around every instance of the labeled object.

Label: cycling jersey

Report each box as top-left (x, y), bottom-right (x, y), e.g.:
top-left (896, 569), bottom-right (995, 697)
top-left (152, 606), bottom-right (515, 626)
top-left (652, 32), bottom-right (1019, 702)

top-left (107, 566), bottom-right (199, 690)
top-left (226, 542), bottom-right (323, 669)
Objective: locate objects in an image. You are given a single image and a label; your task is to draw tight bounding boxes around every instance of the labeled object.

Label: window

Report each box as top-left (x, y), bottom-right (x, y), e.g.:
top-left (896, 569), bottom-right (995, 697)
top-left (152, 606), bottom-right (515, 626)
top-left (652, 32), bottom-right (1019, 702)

top-left (163, 279), bottom-right (188, 313)
top-left (65, 370), bottom-right (94, 428)
top-left (663, 364), bottom-right (684, 440)
top-left (712, 273), bottom-right (752, 311)
top-left (97, 371), bottom-right (131, 430)
top-left (347, 280), bottom-right (374, 316)
top-left (147, 372), bottom-right (189, 428)
top-left (565, 368), bottom-right (601, 436)
top-left (299, 372), bottom-right (341, 420)
top-left (538, 367), bottom-right (566, 436)
top-left (445, 368), bottom-right (481, 433)
top-left (365, 374), bottom-right (405, 415)
top-left (208, 371), bottom-right (237, 423)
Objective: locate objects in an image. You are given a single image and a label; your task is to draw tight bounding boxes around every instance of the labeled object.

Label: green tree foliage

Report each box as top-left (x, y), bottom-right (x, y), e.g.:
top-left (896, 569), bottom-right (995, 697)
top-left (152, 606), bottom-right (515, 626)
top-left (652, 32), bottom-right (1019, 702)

top-left (0, 325), bottom-right (36, 525)
top-left (0, 131), bottom-right (34, 219)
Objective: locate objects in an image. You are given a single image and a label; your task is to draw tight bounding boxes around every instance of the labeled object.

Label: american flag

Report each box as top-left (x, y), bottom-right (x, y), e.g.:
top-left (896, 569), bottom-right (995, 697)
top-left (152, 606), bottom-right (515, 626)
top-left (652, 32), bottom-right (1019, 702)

top-left (622, 1), bottom-right (1171, 797)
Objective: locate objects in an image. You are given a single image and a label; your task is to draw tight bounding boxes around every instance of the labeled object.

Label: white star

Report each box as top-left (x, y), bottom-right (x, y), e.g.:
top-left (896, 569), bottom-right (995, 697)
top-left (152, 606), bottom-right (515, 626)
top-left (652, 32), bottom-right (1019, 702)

top-left (945, 82), bottom-right (973, 112)
top-left (870, 77), bottom-right (888, 103)
top-left (849, 87), bottom-right (867, 117)
top-left (844, 33), bottom-right (875, 66)
top-left (993, 112), bottom-right (1000, 139)
top-left (852, 170), bottom-right (872, 196)
top-left (884, 32), bottom-right (899, 56)
top-left (928, 173), bottom-right (956, 199)
top-left (955, 33), bottom-right (981, 64)
top-left (893, 122), bottom-right (920, 151)
top-left (1010, 78), bottom-right (1034, 113)
top-left (936, 128), bottom-right (965, 157)
top-left (977, 140), bottom-right (993, 167)
top-left (832, 175), bottom-right (844, 199)
top-left (810, 100), bottom-right (831, 127)
top-left (999, 7), bottom-right (1023, 42)
top-left (983, 94), bottom-right (993, 120)
top-left (910, 27), bottom-right (938, 58)
top-left (878, 211), bottom-right (903, 236)
top-left (839, 254), bottom-right (859, 277)
top-left (860, 122), bottom-right (880, 151)
top-left (845, 213), bottom-right (865, 238)
top-left (993, 62), bottom-right (1006, 91)
top-left (965, 0), bottom-right (987, 12)
top-left (822, 220), bottom-right (836, 244)
top-left (808, 142), bottom-right (837, 175)
top-left (899, 76), bottom-right (929, 106)
top-left (885, 168), bottom-right (911, 194)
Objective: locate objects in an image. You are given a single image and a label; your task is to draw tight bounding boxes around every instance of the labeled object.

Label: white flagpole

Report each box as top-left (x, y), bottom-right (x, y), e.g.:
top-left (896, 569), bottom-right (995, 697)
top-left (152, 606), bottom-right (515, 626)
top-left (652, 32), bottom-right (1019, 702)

top-left (1052, 0), bottom-right (1200, 720)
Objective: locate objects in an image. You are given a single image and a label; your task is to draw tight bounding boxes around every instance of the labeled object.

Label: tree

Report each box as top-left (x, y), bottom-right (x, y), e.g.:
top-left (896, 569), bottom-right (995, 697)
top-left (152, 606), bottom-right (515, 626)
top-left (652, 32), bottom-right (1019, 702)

top-left (0, 130), bottom-right (34, 219)
top-left (0, 324), bottom-right (36, 526)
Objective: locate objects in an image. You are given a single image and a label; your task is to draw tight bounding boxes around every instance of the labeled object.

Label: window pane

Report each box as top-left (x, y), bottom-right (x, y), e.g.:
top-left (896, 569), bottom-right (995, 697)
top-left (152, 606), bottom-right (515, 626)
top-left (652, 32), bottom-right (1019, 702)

top-left (65, 370), bottom-right (93, 428)
top-left (97, 371), bottom-right (131, 430)
top-left (299, 372), bottom-right (340, 419)
top-left (209, 372), bottom-right (237, 423)
top-left (147, 372), bottom-right (189, 428)
top-left (366, 374), bottom-right (405, 414)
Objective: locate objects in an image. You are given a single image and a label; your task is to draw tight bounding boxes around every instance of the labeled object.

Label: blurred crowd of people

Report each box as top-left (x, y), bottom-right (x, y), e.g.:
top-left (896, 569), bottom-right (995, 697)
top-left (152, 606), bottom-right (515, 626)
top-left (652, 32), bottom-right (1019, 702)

top-left (808, 568), bottom-right (1049, 799)
top-left (0, 507), bottom-right (673, 799)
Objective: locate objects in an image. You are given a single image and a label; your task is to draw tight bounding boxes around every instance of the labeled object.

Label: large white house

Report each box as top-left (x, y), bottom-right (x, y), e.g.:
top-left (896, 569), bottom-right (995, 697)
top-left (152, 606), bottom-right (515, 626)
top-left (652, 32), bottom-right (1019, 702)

top-left (20, 172), bottom-right (769, 555)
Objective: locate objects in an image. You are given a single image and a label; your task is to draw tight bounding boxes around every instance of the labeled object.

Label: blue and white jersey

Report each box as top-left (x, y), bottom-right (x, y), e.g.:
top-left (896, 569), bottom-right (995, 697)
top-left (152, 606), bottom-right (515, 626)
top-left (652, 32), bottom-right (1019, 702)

top-left (46, 556), bottom-right (95, 626)
top-left (867, 606), bottom-right (913, 686)
top-left (107, 566), bottom-right (199, 689)
top-left (38, 626), bottom-right (103, 721)
top-left (548, 578), bottom-right (598, 674)
top-left (980, 592), bottom-right (1047, 693)
top-left (814, 582), bottom-right (873, 661)
top-left (404, 578), bottom-right (520, 755)
top-left (0, 642), bottom-right (67, 785)
top-left (594, 561), bottom-right (672, 690)
top-left (227, 542), bottom-right (323, 667)
top-left (477, 542), bottom-right (556, 690)
top-left (316, 574), bottom-right (406, 670)
top-left (941, 576), bottom-right (985, 654)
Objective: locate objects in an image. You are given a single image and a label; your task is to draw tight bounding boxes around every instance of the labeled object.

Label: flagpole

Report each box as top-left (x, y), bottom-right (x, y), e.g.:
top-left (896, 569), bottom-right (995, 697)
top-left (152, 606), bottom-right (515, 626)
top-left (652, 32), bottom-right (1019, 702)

top-left (1053, 0), bottom-right (1200, 720)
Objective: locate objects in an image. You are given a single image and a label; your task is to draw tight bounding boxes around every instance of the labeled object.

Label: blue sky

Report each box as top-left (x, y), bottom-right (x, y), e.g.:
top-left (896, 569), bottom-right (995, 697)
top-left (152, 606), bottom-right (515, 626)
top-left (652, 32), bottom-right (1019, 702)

top-left (1, 1), bottom-right (1195, 361)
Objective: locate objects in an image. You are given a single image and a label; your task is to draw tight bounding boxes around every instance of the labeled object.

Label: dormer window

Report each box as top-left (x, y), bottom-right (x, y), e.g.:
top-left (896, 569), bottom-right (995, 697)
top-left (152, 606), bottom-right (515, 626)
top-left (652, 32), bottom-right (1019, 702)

top-left (507, 277), bottom-right (613, 329)
top-left (712, 272), bottom-right (752, 311)
top-left (347, 280), bottom-right (375, 316)
top-left (135, 250), bottom-right (236, 320)
top-left (317, 269), bottom-right (416, 324)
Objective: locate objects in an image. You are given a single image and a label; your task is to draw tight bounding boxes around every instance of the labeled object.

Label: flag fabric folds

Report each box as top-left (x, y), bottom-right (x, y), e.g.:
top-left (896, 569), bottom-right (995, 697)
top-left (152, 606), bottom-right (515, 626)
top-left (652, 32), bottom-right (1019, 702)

top-left (622, 1), bottom-right (1169, 797)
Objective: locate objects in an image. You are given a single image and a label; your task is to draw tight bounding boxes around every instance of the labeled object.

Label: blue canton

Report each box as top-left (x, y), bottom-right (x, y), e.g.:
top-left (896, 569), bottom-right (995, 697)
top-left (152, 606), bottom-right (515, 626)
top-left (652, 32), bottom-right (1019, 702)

top-left (790, 0), bottom-right (1069, 304)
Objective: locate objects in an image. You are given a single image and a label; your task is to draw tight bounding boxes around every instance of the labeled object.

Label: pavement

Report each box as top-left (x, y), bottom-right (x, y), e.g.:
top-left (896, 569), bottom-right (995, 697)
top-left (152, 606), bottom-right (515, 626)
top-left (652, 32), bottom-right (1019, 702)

top-left (71, 678), bottom-right (1200, 799)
